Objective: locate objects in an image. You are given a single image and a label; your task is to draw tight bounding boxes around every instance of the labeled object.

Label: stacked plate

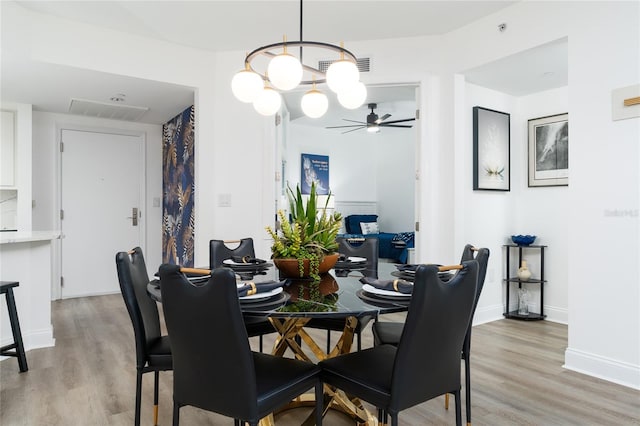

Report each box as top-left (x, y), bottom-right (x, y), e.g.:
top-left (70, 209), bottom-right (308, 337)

top-left (334, 256), bottom-right (367, 271)
top-left (223, 258), bottom-right (273, 279)
top-left (357, 283), bottom-right (412, 308)
top-left (237, 283), bottom-right (289, 310)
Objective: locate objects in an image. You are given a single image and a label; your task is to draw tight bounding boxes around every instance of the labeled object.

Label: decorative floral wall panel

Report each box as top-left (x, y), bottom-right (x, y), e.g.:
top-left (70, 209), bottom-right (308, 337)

top-left (162, 105), bottom-right (195, 266)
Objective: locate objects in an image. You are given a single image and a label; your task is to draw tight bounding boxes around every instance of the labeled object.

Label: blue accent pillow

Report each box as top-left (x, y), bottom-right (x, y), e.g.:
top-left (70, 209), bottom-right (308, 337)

top-left (345, 214), bottom-right (378, 234)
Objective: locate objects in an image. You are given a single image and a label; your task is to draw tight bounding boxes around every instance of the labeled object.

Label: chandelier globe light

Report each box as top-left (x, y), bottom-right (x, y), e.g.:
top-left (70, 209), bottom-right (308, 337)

top-left (266, 42), bottom-right (303, 91)
top-left (337, 81), bottom-right (367, 109)
top-left (326, 52), bottom-right (360, 94)
top-left (231, 66), bottom-right (264, 103)
top-left (231, 0), bottom-right (366, 117)
top-left (301, 81), bottom-right (329, 118)
top-left (253, 86), bottom-right (282, 116)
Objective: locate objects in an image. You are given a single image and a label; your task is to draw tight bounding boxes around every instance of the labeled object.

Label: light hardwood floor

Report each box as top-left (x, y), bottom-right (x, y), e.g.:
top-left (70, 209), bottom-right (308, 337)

top-left (1, 294), bottom-right (639, 425)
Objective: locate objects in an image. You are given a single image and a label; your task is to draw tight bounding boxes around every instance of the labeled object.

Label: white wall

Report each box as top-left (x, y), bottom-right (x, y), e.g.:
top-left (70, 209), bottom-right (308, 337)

top-left (287, 120), bottom-right (415, 233)
top-left (515, 87), bottom-right (569, 323)
top-left (31, 112), bottom-right (163, 279)
top-left (443, 1), bottom-right (639, 389)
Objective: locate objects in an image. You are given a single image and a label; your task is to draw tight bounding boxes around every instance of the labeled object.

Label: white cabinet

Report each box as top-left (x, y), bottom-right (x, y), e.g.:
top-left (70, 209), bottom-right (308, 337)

top-left (1, 110), bottom-right (16, 187)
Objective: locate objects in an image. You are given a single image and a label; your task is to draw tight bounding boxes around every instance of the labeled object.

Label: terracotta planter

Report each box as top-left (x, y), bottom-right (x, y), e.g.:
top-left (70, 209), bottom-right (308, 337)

top-left (273, 253), bottom-right (339, 279)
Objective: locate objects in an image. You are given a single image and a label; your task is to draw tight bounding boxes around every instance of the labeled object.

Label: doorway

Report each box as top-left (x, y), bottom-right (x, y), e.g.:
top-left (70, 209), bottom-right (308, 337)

top-left (59, 129), bottom-right (144, 298)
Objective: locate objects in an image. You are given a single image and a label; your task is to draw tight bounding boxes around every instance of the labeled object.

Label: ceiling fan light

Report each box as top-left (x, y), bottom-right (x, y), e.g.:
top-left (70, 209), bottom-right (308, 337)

top-left (231, 69), bottom-right (264, 103)
top-left (326, 59), bottom-right (359, 93)
top-left (301, 89), bottom-right (329, 118)
top-left (253, 87), bottom-right (282, 116)
top-left (337, 81), bottom-right (367, 109)
top-left (367, 125), bottom-right (380, 133)
top-left (267, 53), bottom-right (303, 91)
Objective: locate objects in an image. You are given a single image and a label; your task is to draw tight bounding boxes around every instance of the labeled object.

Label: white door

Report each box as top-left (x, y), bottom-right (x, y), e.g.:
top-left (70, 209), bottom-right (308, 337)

top-left (61, 129), bottom-right (143, 298)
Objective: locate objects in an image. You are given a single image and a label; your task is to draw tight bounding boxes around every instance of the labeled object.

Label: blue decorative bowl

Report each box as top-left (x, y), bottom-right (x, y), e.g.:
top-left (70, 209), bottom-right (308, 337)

top-left (511, 235), bottom-right (536, 246)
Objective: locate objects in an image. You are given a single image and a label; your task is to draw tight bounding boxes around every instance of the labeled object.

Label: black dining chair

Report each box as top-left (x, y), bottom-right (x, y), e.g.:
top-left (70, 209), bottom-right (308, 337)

top-left (372, 245), bottom-right (490, 426)
top-left (320, 261), bottom-right (478, 426)
top-left (116, 247), bottom-right (172, 426)
top-left (336, 237), bottom-right (379, 278)
top-left (209, 238), bottom-right (276, 352)
top-left (305, 237), bottom-right (379, 353)
top-left (158, 264), bottom-right (323, 426)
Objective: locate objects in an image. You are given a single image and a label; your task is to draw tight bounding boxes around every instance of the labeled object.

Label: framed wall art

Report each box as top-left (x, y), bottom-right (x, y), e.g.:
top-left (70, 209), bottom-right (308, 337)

top-left (473, 106), bottom-right (510, 191)
top-left (528, 113), bottom-right (568, 187)
top-left (300, 153), bottom-right (329, 195)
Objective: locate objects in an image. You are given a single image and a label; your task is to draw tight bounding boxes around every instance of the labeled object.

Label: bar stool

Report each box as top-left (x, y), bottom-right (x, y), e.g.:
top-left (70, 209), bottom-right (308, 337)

top-left (0, 281), bottom-right (28, 372)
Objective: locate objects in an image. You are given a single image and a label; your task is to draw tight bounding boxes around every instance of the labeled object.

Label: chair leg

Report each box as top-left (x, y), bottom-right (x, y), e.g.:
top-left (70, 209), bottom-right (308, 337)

top-left (315, 381), bottom-right (323, 425)
top-left (445, 393), bottom-right (449, 409)
top-left (455, 390), bottom-right (462, 426)
top-left (326, 330), bottom-right (331, 354)
top-left (4, 288), bottom-right (28, 372)
top-left (172, 401), bottom-right (180, 426)
top-left (390, 411), bottom-right (398, 426)
top-left (259, 334), bottom-right (263, 352)
top-left (135, 370), bottom-right (143, 426)
top-left (465, 356), bottom-right (471, 426)
top-left (357, 330), bottom-right (362, 351)
top-left (153, 370), bottom-right (160, 426)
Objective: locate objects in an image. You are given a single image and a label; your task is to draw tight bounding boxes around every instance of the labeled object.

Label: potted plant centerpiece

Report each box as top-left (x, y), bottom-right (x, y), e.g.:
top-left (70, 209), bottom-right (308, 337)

top-left (266, 182), bottom-right (342, 282)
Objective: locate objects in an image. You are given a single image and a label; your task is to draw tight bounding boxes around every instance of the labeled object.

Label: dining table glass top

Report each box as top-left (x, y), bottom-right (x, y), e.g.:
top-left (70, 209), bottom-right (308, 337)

top-left (148, 266), bottom-right (411, 319)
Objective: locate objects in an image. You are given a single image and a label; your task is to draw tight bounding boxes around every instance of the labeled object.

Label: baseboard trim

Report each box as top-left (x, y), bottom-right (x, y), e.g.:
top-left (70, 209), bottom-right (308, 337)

top-left (564, 347), bottom-right (640, 390)
top-left (0, 327), bottom-right (55, 361)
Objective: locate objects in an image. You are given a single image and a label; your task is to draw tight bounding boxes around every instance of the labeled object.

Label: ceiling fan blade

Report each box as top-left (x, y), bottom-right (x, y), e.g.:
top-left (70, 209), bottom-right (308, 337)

top-left (342, 119), bottom-right (367, 124)
top-left (342, 126), bottom-right (366, 134)
top-left (379, 124), bottom-right (413, 128)
top-left (380, 118), bottom-right (415, 125)
top-left (375, 113), bottom-right (392, 124)
top-left (326, 124), bottom-right (365, 129)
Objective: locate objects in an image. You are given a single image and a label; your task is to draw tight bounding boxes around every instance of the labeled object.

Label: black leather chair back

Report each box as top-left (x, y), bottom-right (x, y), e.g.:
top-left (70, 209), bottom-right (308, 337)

top-left (391, 260), bottom-right (478, 411)
top-left (209, 238), bottom-right (255, 268)
top-left (158, 264), bottom-right (259, 420)
top-left (116, 247), bottom-right (162, 369)
top-left (337, 237), bottom-right (379, 278)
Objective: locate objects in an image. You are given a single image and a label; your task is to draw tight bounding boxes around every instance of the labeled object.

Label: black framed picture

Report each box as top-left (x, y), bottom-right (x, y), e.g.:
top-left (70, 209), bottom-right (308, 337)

top-left (528, 113), bottom-right (568, 187)
top-left (473, 106), bottom-right (510, 191)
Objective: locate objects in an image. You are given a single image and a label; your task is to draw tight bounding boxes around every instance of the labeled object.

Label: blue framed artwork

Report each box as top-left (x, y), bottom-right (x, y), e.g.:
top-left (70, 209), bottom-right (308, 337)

top-left (301, 153), bottom-right (329, 195)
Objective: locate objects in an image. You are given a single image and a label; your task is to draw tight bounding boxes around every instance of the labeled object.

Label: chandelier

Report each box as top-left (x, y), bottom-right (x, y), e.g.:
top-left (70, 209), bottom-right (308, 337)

top-left (231, 0), bottom-right (367, 118)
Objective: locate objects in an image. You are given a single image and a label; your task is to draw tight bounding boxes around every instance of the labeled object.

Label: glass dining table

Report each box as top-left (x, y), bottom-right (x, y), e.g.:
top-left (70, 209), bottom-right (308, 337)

top-left (148, 266), bottom-right (411, 425)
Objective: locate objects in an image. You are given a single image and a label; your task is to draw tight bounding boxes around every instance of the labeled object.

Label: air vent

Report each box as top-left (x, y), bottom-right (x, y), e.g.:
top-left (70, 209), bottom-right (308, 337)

top-left (318, 57), bottom-right (370, 73)
top-left (68, 98), bottom-right (149, 122)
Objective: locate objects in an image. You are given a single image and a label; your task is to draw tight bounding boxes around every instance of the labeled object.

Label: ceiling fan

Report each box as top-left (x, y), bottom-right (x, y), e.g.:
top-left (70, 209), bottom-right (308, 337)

top-left (326, 103), bottom-right (415, 134)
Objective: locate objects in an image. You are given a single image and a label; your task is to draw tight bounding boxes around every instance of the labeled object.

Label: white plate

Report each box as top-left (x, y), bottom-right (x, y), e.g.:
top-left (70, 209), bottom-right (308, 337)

top-left (238, 285), bottom-right (283, 301)
top-left (348, 256), bottom-right (366, 262)
top-left (362, 283), bottom-right (412, 298)
top-left (187, 275), bottom-right (210, 281)
top-left (224, 258), bottom-right (263, 266)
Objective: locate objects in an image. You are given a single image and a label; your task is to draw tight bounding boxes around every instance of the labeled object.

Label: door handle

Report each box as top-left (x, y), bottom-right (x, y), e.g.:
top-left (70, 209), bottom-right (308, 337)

top-left (127, 208), bottom-right (138, 226)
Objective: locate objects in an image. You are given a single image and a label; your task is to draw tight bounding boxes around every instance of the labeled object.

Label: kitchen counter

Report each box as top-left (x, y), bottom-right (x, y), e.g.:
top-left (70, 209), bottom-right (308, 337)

top-left (0, 231), bottom-right (60, 355)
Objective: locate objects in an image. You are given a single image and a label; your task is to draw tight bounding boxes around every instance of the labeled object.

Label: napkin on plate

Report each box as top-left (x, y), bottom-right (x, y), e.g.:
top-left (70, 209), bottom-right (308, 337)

top-left (237, 280), bottom-right (286, 297)
top-left (359, 277), bottom-right (413, 294)
top-left (395, 264), bottom-right (418, 272)
top-left (231, 255), bottom-right (267, 264)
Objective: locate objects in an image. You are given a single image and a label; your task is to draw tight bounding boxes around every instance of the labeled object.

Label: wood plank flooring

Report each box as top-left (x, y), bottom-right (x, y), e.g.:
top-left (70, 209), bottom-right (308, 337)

top-left (1, 294), bottom-right (639, 425)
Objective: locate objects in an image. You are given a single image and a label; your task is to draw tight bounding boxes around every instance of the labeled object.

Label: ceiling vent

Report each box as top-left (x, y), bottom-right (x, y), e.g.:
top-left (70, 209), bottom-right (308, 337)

top-left (318, 57), bottom-right (370, 73)
top-left (68, 98), bottom-right (149, 122)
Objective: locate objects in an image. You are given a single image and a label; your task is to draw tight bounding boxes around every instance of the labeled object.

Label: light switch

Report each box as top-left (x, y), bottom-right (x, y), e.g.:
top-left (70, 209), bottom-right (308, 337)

top-left (218, 193), bottom-right (232, 207)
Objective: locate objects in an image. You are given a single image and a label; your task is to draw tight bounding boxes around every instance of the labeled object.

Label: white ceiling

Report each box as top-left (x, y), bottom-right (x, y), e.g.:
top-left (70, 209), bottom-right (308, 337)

top-left (0, 1), bottom-right (567, 125)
